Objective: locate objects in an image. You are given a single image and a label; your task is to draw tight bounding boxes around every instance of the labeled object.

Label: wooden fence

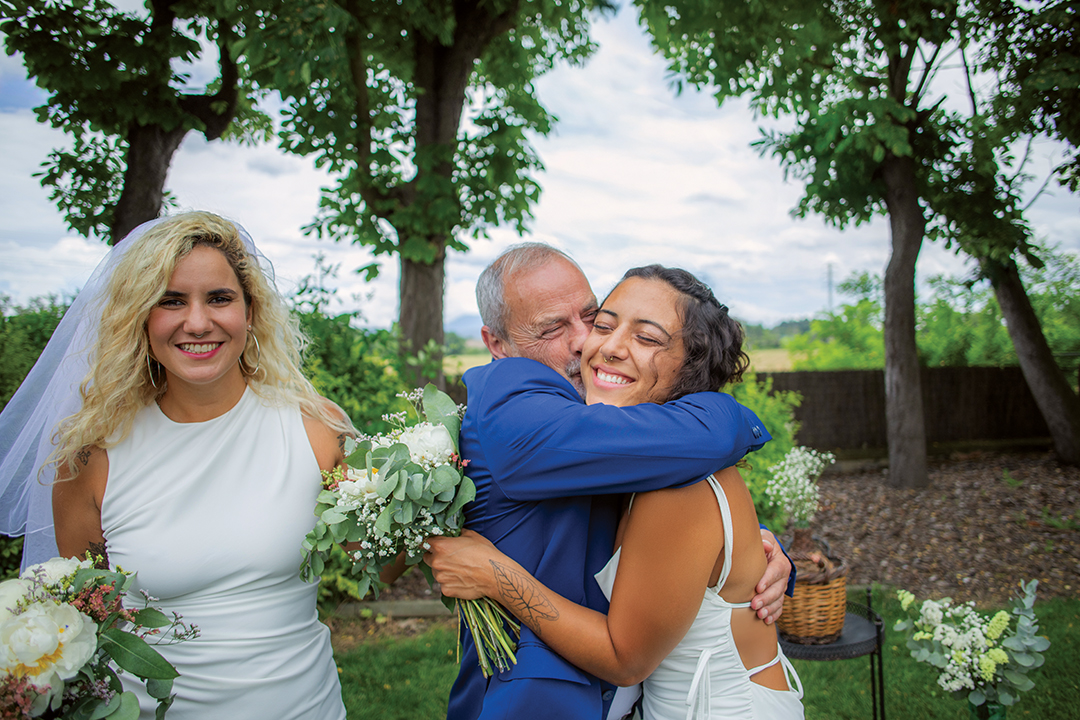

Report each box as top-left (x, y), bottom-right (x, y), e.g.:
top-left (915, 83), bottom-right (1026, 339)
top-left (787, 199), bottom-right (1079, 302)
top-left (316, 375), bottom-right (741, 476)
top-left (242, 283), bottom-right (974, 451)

top-left (756, 366), bottom-right (1051, 455)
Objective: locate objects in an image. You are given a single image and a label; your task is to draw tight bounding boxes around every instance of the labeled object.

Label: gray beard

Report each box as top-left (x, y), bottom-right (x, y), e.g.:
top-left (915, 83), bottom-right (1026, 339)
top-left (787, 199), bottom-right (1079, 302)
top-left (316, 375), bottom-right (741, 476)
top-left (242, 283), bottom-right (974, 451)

top-left (565, 357), bottom-right (585, 399)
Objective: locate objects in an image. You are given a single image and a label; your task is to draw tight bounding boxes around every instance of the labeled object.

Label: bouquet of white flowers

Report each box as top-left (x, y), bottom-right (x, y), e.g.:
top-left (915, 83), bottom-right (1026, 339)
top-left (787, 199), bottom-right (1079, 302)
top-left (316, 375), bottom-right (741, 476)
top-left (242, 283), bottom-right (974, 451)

top-left (894, 580), bottom-right (1048, 716)
top-left (299, 384), bottom-right (519, 677)
top-left (764, 446), bottom-right (835, 530)
top-left (0, 556), bottom-right (197, 719)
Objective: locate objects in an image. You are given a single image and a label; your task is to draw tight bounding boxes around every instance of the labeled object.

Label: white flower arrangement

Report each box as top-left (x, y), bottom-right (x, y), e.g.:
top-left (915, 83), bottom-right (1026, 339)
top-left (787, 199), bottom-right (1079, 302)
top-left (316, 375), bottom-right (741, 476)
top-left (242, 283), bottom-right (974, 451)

top-left (764, 446), bottom-right (836, 528)
top-left (299, 384), bottom-right (519, 678)
top-left (0, 557), bottom-right (196, 719)
top-left (894, 580), bottom-right (1048, 709)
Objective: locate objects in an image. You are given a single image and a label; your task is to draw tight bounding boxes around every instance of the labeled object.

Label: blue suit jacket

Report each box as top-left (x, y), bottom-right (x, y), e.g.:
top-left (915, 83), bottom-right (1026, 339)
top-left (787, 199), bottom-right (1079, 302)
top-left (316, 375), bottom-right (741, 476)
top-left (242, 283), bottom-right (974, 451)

top-left (447, 358), bottom-right (773, 720)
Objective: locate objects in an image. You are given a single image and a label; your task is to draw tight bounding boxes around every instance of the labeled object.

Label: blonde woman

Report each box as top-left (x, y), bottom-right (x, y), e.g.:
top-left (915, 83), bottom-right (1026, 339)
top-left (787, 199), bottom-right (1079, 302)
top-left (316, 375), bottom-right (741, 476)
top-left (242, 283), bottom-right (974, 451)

top-left (0, 213), bottom-right (349, 719)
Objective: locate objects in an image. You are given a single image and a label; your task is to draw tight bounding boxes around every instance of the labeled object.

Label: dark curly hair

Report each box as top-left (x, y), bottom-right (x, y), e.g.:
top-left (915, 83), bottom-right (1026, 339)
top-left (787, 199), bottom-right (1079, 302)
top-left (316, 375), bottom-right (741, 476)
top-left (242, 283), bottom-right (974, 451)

top-left (614, 265), bottom-right (749, 401)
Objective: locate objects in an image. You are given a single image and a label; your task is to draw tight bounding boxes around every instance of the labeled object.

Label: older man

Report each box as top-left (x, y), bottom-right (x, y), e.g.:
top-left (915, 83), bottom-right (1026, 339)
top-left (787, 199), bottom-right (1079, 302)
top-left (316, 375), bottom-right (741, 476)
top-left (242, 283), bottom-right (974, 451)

top-left (439, 243), bottom-right (792, 720)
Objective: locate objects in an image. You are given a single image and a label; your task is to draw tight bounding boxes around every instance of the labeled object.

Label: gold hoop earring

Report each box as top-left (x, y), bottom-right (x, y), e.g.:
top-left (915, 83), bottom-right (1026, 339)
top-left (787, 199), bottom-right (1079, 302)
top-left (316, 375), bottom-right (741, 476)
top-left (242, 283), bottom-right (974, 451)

top-left (147, 355), bottom-right (160, 389)
top-left (240, 327), bottom-right (261, 376)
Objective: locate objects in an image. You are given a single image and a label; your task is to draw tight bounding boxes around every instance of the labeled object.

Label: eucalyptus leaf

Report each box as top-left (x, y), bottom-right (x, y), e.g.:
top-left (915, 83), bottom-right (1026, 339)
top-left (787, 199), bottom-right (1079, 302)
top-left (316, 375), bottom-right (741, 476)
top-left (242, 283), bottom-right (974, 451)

top-left (407, 472), bottom-right (424, 501)
top-left (85, 693), bottom-right (118, 720)
top-left (131, 608), bottom-right (171, 629)
top-left (430, 464), bottom-right (459, 494)
top-left (111, 693), bottom-right (141, 720)
top-left (144, 677), bottom-right (174, 700)
top-left (968, 689), bottom-right (986, 706)
top-left (321, 508), bottom-right (347, 525)
top-left (375, 504), bottom-right (395, 535)
top-left (446, 475), bottom-right (476, 517)
top-left (154, 694), bottom-right (175, 720)
top-left (422, 384), bottom-right (460, 446)
top-left (1027, 636), bottom-right (1050, 651)
top-left (100, 629), bottom-right (178, 680)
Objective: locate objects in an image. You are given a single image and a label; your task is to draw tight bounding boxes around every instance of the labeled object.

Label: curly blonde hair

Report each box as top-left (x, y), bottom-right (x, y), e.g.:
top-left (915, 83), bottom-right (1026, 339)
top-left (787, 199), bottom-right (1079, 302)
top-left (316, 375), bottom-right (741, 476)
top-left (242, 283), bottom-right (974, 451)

top-left (49, 211), bottom-right (354, 480)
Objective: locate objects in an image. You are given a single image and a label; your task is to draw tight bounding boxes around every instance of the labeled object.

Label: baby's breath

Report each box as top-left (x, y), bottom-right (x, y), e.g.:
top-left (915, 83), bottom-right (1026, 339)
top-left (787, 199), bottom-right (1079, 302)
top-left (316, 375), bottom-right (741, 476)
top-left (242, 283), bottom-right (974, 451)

top-left (764, 446), bottom-right (835, 528)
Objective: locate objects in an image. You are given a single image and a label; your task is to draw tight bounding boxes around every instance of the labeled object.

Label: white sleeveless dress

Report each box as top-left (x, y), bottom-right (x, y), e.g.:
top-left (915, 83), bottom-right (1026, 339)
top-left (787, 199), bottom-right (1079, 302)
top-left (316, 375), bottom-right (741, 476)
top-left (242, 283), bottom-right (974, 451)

top-left (595, 476), bottom-right (804, 720)
top-left (100, 388), bottom-right (346, 720)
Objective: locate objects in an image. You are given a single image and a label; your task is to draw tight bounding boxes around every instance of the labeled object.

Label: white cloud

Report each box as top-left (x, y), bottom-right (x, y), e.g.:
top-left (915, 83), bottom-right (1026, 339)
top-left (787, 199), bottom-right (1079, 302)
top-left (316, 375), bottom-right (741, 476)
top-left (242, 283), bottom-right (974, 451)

top-left (1, 6), bottom-right (1075, 333)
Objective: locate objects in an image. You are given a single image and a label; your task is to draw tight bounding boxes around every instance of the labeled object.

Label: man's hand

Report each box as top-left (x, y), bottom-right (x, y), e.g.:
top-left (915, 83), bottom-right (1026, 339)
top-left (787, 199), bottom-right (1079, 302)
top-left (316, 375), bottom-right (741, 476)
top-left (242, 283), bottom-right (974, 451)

top-left (751, 528), bottom-right (791, 624)
top-left (423, 530), bottom-right (504, 601)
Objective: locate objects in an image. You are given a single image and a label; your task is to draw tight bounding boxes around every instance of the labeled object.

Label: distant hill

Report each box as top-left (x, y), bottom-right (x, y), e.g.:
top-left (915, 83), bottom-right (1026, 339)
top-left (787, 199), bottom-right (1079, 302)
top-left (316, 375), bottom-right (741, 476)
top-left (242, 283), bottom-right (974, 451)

top-left (445, 313), bottom-right (483, 340)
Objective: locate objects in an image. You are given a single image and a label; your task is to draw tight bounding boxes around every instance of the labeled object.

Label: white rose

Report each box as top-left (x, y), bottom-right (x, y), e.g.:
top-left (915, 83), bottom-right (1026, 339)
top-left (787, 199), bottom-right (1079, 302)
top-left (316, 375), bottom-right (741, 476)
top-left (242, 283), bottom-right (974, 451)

top-left (0, 578), bottom-right (33, 624)
top-left (399, 423), bottom-right (455, 466)
top-left (0, 602), bottom-right (97, 692)
top-left (21, 557), bottom-right (93, 587)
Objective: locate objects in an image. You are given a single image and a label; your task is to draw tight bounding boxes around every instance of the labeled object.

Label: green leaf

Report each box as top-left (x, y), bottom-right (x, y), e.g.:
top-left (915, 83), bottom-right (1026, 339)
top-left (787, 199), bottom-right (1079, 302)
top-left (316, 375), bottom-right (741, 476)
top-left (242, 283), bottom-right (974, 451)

top-left (374, 504), bottom-right (395, 535)
top-left (131, 608), bottom-right (171, 629)
top-left (407, 472), bottom-right (424, 500)
top-left (100, 629), bottom-right (179, 680)
top-left (321, 508), bottom-right (347, 525)
top-left (430, 464), bottom-right (459, 494)
top-left (143, 677), bottom-right (174, 700)
top-left (422, 384), bottom-right (460, 446)
top-left (446, 475), bottom-right (476, 518)
top-left (113, 692), bottom-right (141, 720)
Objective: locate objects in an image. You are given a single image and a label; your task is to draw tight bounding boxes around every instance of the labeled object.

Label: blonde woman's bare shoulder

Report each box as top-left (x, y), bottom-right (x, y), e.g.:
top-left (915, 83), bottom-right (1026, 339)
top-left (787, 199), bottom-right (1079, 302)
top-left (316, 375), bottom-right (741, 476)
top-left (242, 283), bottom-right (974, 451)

top-left (302, 398), bottom-right (353, 471)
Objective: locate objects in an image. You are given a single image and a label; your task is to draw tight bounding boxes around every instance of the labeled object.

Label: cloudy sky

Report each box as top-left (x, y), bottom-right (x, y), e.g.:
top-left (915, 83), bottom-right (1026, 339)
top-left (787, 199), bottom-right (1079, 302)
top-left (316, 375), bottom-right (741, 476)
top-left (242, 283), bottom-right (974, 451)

top-left (1, 5), bottom-right (1076, 336)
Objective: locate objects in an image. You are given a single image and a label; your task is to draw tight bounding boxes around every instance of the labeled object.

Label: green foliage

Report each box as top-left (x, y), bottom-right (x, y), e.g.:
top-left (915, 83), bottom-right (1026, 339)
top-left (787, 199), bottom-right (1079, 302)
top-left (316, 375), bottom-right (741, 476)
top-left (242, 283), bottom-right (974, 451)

top-left (1, 0), bottom-right (272, 240)
top-left (729, 374), bottom-right (801, 531)
top-left (297, 309), bottom-right (409, 437)
top-left (741, 319), bottom-right (810, 351)
top-left (0, 295), bottom-right (67, 409)
top-left (0, 535), bottom-right (23, 580)
top-left (785, 272), bottom-right (885, 370)
top-left (786, 249), bottom-right (1080, 373)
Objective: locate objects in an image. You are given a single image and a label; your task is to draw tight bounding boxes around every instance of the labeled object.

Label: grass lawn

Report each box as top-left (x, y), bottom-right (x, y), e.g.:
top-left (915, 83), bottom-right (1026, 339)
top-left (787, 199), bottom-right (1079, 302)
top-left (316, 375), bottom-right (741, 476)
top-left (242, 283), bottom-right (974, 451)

top-left (333, 588), bottom-right (1078, 719)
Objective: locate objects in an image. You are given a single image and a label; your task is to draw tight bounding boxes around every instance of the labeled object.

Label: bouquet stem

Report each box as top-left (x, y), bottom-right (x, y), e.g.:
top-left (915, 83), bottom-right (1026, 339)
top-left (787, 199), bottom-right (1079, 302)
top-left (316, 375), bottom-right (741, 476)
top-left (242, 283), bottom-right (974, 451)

top-left (457, 597), bottom-right (520, 678)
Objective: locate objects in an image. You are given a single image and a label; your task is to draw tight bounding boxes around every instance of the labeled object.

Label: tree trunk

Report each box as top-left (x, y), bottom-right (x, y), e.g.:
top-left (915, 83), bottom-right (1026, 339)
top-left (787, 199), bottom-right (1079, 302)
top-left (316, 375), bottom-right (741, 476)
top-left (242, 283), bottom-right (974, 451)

top-left (399, 244), bottom-right (447, 388)
top-left (110, 123), bottom-right (188, 244)
top-left (986, 257), bottom-right (1080, 464)
top-left (880, 154), bottom-right (929, 488)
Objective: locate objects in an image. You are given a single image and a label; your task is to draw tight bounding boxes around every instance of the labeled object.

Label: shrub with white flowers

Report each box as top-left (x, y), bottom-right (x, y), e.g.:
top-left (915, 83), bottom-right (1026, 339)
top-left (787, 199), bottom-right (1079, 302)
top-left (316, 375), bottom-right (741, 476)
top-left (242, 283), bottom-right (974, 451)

top-left (764, 446), bottom-right (835, 528)
top-left (894, 580), bottom-right (1048, 710)
top-left (299, 384), bottom-right (518, 678)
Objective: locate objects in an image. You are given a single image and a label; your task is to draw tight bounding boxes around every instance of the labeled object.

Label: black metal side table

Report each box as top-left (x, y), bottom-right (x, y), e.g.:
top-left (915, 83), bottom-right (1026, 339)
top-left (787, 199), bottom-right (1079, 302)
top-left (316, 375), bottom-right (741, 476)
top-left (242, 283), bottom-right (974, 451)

top-left (779, 588), bottom-right (886, 720)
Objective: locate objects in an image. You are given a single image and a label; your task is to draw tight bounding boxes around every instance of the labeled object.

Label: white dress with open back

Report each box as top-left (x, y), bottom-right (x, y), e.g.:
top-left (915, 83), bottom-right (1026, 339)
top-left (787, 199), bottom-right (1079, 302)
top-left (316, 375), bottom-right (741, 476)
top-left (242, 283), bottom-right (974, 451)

top-left (595, 476), bottom-right (804, 720)
top-left (100, 388), bottom-right (345, 719)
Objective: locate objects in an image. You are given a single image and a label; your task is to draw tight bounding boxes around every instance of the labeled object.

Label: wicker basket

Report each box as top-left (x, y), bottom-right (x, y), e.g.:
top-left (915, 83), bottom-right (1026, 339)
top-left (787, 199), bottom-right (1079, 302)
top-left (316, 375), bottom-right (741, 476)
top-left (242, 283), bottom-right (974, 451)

top-left (776, 552), bottom-right (848, 644)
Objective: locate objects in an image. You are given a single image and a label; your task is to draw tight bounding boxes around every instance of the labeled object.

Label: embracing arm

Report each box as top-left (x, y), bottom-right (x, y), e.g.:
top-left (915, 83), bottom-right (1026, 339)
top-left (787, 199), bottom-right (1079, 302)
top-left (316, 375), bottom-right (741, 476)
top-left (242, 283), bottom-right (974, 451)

top-left (466, 359), bottom-right (771, 501)
top-left (428, 483), bottom-right (722, 686)
top-left (52, 447), bottom-right (108, 562)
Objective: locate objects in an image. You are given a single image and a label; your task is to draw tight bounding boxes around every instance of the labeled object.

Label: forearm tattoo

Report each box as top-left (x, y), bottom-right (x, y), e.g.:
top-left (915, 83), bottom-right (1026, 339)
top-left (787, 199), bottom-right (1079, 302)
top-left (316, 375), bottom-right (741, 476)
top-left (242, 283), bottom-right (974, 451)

top-left (491, 560), bottom-right (559, 636)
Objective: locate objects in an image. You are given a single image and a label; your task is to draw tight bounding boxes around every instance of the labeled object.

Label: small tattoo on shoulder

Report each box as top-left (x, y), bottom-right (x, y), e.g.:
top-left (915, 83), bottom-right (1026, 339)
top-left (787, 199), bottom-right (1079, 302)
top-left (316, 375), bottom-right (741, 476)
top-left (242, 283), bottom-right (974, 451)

top-left (77, 448), bottom-right (92, 466)
top-left (88, 541), bottom-right (109, 569)
top-left (337, 433), bottom-right (347, 452)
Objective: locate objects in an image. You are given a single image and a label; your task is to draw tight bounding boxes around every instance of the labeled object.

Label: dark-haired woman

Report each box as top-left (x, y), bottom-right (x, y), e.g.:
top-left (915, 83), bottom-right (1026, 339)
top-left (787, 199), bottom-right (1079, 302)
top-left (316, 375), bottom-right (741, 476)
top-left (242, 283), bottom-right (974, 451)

top-left (427, 266), bottom-right (804, 719)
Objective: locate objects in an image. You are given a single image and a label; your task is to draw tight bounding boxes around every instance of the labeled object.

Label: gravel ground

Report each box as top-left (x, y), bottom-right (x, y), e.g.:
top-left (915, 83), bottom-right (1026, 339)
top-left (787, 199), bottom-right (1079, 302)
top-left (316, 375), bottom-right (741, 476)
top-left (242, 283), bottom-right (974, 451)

top-left (805, 450), bottom-right (1080, 608)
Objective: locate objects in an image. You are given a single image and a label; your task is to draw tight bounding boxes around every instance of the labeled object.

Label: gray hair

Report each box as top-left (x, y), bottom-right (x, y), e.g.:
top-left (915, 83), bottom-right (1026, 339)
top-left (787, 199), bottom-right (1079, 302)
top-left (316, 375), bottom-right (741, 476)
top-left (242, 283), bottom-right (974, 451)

top-left (476, 242), bottom-right (580, 342)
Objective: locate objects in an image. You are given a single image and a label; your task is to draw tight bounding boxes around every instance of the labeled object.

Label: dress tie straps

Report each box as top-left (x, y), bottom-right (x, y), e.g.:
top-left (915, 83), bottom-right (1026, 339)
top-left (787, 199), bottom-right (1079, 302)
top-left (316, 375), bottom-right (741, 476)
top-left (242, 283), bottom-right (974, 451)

top-left (684, 647), bottom-right (716, 720)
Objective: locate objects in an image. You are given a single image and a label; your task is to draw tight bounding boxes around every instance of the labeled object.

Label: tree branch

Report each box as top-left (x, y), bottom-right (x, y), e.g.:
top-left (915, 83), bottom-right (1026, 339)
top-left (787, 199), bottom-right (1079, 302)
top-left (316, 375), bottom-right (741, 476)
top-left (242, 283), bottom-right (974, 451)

top-left (178, 22), bottom-right (240, 140)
